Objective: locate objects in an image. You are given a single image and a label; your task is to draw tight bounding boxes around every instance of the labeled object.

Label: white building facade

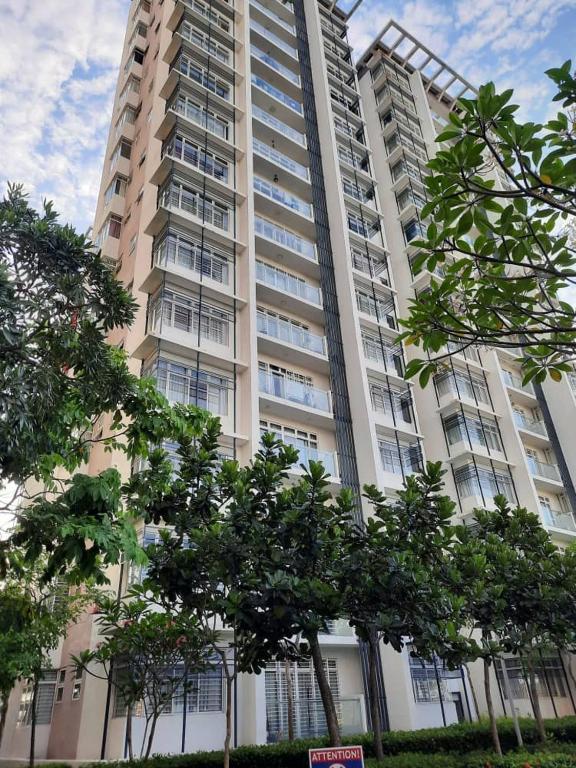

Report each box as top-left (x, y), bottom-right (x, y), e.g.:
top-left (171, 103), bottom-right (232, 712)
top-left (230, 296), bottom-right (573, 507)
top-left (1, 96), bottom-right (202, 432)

top-left (3, 1), bottom-right (576, 761)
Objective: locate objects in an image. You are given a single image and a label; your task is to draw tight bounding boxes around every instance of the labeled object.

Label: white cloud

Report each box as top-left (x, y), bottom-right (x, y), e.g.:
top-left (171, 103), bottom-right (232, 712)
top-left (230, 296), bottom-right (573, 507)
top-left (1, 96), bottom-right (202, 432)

top-left (0, 0), bottom-right (128, 231)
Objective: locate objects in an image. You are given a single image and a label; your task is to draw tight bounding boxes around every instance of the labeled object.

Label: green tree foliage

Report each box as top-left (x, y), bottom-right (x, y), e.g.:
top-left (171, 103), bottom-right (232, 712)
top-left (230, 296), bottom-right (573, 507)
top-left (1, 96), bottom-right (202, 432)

top-left (340, 463), bottom-right (467, 761)
top-left (449, 500), bottom-right (571, 752)
top-left (75, 592), bottom-right (216, 760)
top-left (400, 61), bottom-right (576, 386)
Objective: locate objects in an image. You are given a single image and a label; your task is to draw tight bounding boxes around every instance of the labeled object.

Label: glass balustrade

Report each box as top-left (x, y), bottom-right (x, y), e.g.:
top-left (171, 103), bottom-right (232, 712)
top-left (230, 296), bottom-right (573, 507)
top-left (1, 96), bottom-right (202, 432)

top-left (259, 370), bottom-right (331, 412)
top-left (255, 216), bottom-right (316, 260)
top-left (252, 104), bottom-right (306, 146)
top-left (251, 45), bottom-right (300, 85)
top-left (251, 73), bottom-right (302, 113)
top-left (254, 175), bottom-right (311, 217)
top-left (527, 457), bottom-right (561, 482)
top-left (513, 413), bottom-right (547, 436)
top-left (541, 506), bottom-right (576, 532)
top-left (256, 260), bottom-right (321, 304)
top-left (253, 137), bottom-right (309, 179)
top-left (265, 434), bottom-right (337, 476)
top-left (250, 0), bottom-right (296, 35)
top-left (257, 311), bottom-right (326, 355)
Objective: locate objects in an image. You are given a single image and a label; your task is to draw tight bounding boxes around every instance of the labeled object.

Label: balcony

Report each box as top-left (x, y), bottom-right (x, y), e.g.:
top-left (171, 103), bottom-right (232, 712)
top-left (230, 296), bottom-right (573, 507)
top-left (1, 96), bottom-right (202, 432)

top-left (142, 232), bottom-right (232, 296)
top-left (502, 370), bottom-right (535, 396)
top-left (250, 0), bottom-right (296, 37)
top-left (362, 335), bottom-right (404, 378)
top-left (178, 0), bottom-right (232, 35)
top-left (266, 434), bottom-right (338, 478)
top-left (254, 175), bottom-right (312, 218)
top-left (378, 440), bottom-right (423, 483)
top-left (259, 370), bottom-right (331, 413)
top-left (256, 260), bottom-right (322, 321)
top-left (250, 18), bottom-right (298, 61)
top-left (253, 139), bottom-right (308, 180)
top-left (257, 311), bottom-right (326, 356)
top-left (251, 45), bottom-right (300, 86)
top-left (251, 73), bottom-right (302, 115)
top-left (514, 412), bottom-right (547, 437)
top-left (176, 19), bottom-right (233, 67)
top-left (266, 696), bottom-right (363, 743)
top-left (255, 216), bottom-right (317, 277)
top-left (252, 104), bottom-right (306, 147)
top-left (527, 457), bottom-right (562, 484)
top-left (541, 506), bottom-right (576, 534)
top-left (161, 134), bottom-right (230, 188)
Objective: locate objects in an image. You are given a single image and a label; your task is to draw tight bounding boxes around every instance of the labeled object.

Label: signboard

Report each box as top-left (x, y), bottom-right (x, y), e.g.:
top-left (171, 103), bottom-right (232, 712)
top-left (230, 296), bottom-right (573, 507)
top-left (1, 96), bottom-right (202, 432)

top-left (309, 746), bottom-right (364, 768)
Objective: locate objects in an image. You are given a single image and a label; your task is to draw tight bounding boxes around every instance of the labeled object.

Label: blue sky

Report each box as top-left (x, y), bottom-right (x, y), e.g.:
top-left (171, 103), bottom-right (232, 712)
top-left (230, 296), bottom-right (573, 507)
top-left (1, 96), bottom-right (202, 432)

top-left (0, 0), bottom-right (574, 232)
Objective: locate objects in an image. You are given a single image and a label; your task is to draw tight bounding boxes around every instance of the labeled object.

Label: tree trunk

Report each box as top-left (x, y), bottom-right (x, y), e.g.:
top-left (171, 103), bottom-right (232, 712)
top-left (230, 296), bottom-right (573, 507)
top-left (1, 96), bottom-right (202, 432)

top-left (464, 663), bottom-right (480, 721)
top-left (126, 704), bottom-right (134, 761)
top-left (483, 658), bottom-right (502, 756)
top-left (0, 693), bottom-right (9, 749)
top-left (368, 632), bottom-right (384, 763)
top-left (29, 677), bottom-right (39, 768)
top-left (224, 671), bottom-right (233, 768)
top-left (527, 656), bottom-right (546, 742)
top-left (308, 632), bottom-right (341, 747)
top-left (144, 714), bottom-right (159, 759)
top-left (284, 659), bottom-right (295, 741)
top-left (500, 657), bottom-right (523, 747)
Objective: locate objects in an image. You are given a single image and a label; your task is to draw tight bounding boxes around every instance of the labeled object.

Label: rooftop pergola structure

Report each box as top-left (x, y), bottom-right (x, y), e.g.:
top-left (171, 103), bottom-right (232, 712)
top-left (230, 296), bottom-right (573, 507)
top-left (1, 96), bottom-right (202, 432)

top-left (356, 19), bottom-right (477, 110)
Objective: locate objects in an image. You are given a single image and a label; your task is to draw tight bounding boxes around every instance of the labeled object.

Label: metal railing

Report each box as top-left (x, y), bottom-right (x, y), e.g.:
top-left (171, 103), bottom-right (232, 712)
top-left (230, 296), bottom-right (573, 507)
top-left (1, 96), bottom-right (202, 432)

top-left (266, 696), bottom-right (363, 742)
top-left (154, 234), bottom-right (230, 285)
top-left (259, 371), bottom-right (331, 412)
top-left (501, 370), bottom-right (535, 393)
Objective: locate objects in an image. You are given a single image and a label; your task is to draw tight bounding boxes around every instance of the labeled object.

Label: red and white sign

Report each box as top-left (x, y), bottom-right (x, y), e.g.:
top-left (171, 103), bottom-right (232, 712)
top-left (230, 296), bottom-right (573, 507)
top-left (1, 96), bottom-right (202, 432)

top-left (309, 746), bottom-right (365, 768)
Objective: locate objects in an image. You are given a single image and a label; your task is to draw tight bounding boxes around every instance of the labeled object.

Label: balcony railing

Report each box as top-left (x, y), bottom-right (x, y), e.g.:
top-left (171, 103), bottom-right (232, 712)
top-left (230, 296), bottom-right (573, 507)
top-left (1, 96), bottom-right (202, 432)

top-left (514, 413), bottom-right (547, 436)
top-left (171, 92), bottom-right (230, 140)
top-left (250, 18), bottom-right (298, 59)
top-left (541, 506), bottom-right (576, 532)
top-left (257, 311), bottom-right (326, 355)
top-left (148, 291), bottom-right (232, 347)
top-left (179, 19), bottom-right (231, 63)
top-left (502, 370), bottom-right (534, 394)
top-left (528, 457), bottom-right (561, 482)
top-left (250, 0), bottom-right (296, 35)
top-left (180, 0), bottom-right (231, 33)
top-left (255, 216), bottom-right (316, 261)
top-left (253, 137), bottom-right (309, 180)
top-left (252, 104), bottom-right (306, 146)
top-left (251, 45), bottom-right (300, 85)
top-left (325, 619), bottom-right (355, 636)
top-left (435, 373), bottom-right (491, 405)
top-left (263, 434), bottom-right (337, 477)
top-left (256, 261), bottom-right (320, 305)
top-left (266, 696), bottom-right (362, 743)
top-left (159, 181), bottom-right (230, 231)
top-left (254, 176), bottom-right (312, 217)
top-left (154, 234), bottom-right (230, 285)
top-left (251, 73), bottom-right (302, 113)
top-left (259, 370), bottom-right (331, 412)
top-left (162, 135), bottom-right (229, 183)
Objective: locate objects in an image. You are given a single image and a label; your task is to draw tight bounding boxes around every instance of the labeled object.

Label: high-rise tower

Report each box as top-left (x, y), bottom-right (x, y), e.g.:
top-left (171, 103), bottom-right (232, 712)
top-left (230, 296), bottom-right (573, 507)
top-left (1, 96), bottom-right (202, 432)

top-left (3, 2), bottom-right (576, 761)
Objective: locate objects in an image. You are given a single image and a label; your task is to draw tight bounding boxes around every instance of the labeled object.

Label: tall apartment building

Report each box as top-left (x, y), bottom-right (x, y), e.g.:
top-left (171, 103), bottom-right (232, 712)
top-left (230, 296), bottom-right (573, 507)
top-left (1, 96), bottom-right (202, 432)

top-left (3, 1), bottom-right (576, 761)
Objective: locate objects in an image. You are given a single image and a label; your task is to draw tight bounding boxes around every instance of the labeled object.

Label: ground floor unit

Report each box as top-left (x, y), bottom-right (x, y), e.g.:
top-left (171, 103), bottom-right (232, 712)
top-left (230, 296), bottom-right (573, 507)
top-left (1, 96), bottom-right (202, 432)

top-left (2, 628), bottom-right (575, 762)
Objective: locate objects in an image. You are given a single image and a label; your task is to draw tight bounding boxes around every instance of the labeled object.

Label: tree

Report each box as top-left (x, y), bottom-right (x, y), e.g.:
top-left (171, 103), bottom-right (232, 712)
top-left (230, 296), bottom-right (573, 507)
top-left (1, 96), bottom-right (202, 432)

top-left (0, 555), bottom-right (89, 766)
top-left (449, 500), bottom-right (569, 752)
top-left (400, 61), bottom-right (576, 386)
top-left (340, 464), bottom-right (466, 762)
top-left (128, 423), bottom-right (306, 767)
top-left (74, 591), bottom-right (216, 760)
top-left (0, 185), bottom-right (200, 584)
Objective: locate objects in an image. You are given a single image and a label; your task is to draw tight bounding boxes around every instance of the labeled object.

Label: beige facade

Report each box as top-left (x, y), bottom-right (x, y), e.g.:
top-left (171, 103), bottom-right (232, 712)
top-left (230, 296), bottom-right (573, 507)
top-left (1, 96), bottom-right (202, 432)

top-left (3, 2), bottom-right (576, 761)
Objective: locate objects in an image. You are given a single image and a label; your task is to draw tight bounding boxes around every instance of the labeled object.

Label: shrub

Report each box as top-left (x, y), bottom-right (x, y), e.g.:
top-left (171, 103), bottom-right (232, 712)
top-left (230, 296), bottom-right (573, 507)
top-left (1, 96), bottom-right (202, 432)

top-left (33, 716), bottom-right (576, 768)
